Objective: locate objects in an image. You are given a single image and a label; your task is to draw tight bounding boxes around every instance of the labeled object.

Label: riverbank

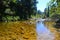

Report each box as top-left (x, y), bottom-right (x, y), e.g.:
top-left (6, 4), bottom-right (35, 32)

top-left (44, 21), bottom-right (60, 40)
top-left (0, 20), bottom-right (36, 40)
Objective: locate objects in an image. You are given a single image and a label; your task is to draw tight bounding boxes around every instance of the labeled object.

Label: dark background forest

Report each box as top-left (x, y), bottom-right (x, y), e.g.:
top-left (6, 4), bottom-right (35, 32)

top-left (0, 0), bottom-right (37, 21)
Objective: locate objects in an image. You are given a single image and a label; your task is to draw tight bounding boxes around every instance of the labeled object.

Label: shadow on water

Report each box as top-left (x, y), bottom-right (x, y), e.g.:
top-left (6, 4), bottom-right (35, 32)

top-left (36, 21), bottom-right (55, 40)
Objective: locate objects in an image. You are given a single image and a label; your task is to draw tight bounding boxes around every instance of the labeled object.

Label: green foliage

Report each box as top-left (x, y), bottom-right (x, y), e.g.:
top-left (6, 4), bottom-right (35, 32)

top-left (45, 0), bottom-right (60, 19)
top-left (50, 13), bottom-right (60, 19)
top-left (36, 14), bottom-right (41, 18)
top-left (0, 0), bottom-right (37, 21)
top-left (12, 0), bottom-right (16, 3)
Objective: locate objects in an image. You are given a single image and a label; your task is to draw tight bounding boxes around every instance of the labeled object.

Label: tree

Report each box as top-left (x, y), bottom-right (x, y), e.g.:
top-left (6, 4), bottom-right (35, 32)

top-left (0, 0), bottom-right (37, 21)
top-left (46, 0), bottom-right (58, 18)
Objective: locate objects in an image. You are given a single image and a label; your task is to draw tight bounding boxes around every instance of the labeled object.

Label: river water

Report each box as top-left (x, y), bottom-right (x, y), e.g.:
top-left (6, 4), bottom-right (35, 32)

top-left (0, 21), bottom-right (60, 40)
top-left (36, 21), bottom-right (60, 40)
top-left (36, 21), bottom-right (55, 40)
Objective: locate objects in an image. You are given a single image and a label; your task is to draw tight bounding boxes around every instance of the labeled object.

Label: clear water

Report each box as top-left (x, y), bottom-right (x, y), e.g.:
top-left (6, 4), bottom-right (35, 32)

top-left (36, 21), bottom-right (55, 40)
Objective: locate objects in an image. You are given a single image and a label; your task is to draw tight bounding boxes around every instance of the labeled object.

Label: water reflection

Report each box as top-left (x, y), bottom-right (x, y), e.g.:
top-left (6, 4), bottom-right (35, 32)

top-left (36, 21), bottom-right (55, 40)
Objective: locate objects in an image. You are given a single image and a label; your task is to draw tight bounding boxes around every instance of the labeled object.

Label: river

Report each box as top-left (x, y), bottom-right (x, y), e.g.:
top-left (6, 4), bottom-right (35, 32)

top-left (0, 20), bottom-right (60, 40)
top-left (36, 21), bottom-right (54, 40)
top-left (36, 20), bottom-right (60, 40)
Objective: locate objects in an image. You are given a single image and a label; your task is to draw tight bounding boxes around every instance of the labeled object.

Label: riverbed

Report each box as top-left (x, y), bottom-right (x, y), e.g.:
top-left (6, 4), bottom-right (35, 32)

top-left (0, 21), bottom-right (60, 40)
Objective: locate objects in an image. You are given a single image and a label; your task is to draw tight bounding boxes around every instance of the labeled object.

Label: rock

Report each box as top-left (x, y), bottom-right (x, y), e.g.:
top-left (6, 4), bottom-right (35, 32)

top-left (56, 19), bottom-right (60, 23)
top-left (55, 19), bottom-right (60, 28)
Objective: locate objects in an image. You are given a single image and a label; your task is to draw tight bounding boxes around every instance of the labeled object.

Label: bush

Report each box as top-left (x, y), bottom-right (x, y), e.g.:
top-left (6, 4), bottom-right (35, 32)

top-left (50, 14), bottom-right (60, 19)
